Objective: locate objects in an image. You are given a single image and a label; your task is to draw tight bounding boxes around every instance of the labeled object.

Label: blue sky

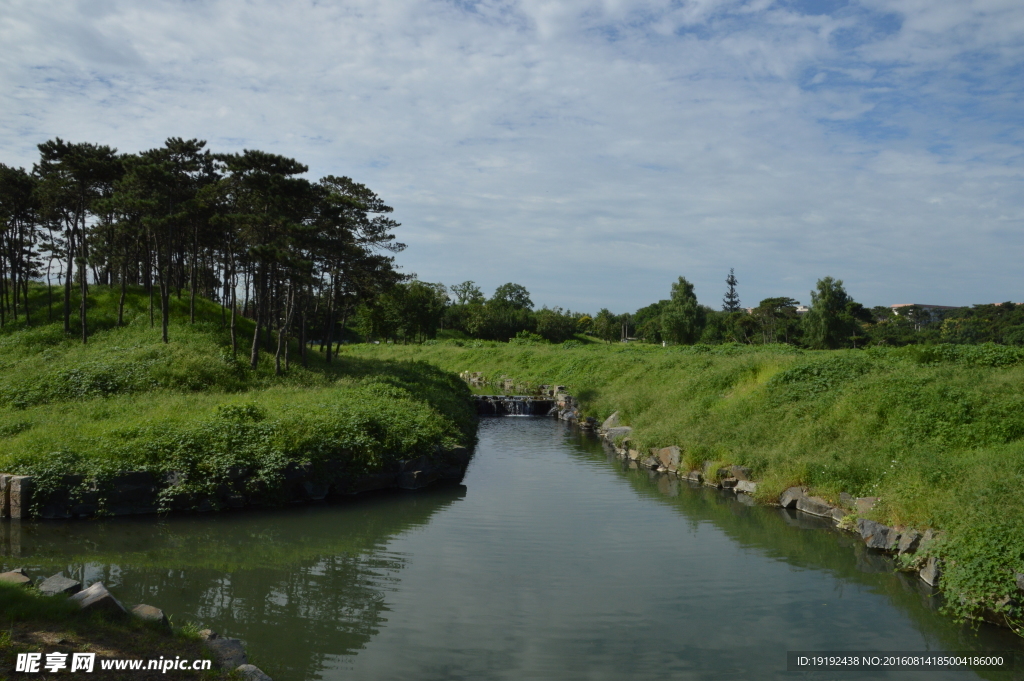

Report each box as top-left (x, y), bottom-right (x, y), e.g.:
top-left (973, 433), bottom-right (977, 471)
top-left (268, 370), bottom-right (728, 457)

top-left (1, 0), bottom-right (1022, 313)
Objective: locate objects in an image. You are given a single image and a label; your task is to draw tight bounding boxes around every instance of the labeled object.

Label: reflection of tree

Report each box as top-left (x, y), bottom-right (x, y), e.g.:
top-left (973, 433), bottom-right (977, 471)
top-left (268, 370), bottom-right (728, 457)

top-left (4, 485), bottom-right (465, 681)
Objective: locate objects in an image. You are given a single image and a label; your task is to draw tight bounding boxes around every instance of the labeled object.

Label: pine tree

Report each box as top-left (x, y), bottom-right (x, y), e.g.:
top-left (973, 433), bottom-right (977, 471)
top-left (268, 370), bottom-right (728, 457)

top-left (722, 268), bottom-right (740, 312)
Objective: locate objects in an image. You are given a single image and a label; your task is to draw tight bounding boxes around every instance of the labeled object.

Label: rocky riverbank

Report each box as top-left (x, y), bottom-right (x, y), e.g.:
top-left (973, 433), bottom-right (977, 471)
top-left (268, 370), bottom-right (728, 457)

top-left (0, 447), bottom-right (472, 521)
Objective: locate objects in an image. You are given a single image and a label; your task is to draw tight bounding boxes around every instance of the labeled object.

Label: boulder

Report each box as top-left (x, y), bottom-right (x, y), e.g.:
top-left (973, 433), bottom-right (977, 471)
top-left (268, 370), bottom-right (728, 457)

top-left (8, 475), bottom-right (33, 520)
top-left (601, 412), bottom-right (621, 430)
top-left (858, 519), bottom-right (899, 551)
top-left (132, 604), bottom-right (170, 627)
top-left (640, 456), bottom-right (659, 470)
top-left (605, 426), bottom-right (632, 441)
top-left (735, 480), bottom-right (757, 495)
top-left (720, 477), bottom-right (738, 489)
top-left (897, 530), bottom-right (922, 555)
top-left (654, 446), bottom-right (681, 471)
top-left (205, 637), bottom-right (248, 669)
top-left (778, 486), bottom-right (805, 509)
top-left (919, 556), bottom-right (941, 587)
top-left (0, 569), bottom-right (31, 587)
top-left (854, 497), bottom-right (878, 515)
top-left (0, 474), bottom-right (10, 517)
top-left (1016, 573), bottom-right (1024, 593)
top-left (830, 507), bottom-right (846, 522)
top-left (796, 495), bottom-right (834, 518)
top-left (685, 471), bottom-right (702, 483)
top-left (729, 466), bottom-right (752, 481)
top-left (838, 492), bottom-right (855, 510)
top-left (236, 665), bottom-right (274, 681)
top-left (37, 573), bottom-right (81, 597)
top-left (627, 449), bottom-right (640, 460)
top-left (69, 582), bottom-right (127, 617)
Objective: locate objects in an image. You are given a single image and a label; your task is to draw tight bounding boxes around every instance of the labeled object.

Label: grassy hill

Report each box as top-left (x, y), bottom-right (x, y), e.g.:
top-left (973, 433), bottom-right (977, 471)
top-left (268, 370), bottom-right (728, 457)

top-left (342, 339), bottom-right (1024, 627)
top-left (0, 285), bottom-right (476, 513)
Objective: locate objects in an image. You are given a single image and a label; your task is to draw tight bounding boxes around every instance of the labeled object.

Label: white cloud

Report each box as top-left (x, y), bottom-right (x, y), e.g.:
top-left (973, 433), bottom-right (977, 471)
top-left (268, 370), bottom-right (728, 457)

top-left (1, 0), bottom-right (1022, 310)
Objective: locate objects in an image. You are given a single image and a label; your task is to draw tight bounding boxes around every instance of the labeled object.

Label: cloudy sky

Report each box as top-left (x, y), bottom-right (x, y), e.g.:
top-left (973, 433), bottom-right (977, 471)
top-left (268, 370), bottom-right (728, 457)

top-left (1, 0), bottom-right (1022, 312)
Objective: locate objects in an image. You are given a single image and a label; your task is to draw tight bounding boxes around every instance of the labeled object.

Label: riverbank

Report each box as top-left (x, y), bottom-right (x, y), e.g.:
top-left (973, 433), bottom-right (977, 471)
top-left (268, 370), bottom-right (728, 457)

top-left (0, 287), bottom-right (478, 519)
top-left (341, 341), bottom-right (1024, 628)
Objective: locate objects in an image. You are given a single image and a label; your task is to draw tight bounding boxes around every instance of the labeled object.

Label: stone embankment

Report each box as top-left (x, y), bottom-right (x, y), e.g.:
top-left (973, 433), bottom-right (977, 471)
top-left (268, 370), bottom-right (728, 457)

top-left (0, 448), bottom-right (472, 520)
top-left (0, 568), bottom-right (270, 678)
top-left (595, 411), bottom-right (1024, 628)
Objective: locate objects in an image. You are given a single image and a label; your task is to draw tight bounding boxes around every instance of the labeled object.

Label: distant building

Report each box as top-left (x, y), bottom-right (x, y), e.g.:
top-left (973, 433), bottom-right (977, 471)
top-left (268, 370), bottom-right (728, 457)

top-left (889, 304), bottom-right (959, 315)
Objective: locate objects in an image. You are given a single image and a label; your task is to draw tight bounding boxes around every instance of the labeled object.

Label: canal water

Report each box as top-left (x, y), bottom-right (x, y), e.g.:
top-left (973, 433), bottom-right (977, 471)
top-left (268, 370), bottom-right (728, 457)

top-left (2, 417), bottom-right (1021, 680)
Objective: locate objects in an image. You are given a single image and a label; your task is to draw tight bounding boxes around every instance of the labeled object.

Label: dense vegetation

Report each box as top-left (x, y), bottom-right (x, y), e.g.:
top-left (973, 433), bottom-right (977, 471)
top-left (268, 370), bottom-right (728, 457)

top-left (0, 285), bottom-right (476, 514)
top-left (343, 340), bottom-right (1024, 627)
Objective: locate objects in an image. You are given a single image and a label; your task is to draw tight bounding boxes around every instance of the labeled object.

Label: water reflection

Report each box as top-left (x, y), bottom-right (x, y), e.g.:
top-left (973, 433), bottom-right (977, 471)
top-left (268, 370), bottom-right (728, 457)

top-left (2, 485), bottom-right (465, 680)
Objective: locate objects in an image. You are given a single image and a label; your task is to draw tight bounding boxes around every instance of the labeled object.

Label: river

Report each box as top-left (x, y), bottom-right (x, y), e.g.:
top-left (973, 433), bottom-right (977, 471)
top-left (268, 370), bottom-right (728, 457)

top-left (2, 417), bottom-right (1021, 680)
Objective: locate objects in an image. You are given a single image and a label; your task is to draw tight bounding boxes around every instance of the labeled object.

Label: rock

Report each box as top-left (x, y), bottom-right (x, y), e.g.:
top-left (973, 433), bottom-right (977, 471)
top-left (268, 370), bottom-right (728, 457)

top-left (654, 446), bottom-right (681, 470)
top-left (37, 573), bottom-right (81, 596)
top-left (831, 508), bottom-right (846, 522)
top-left (778, 486), bottom-right (805, 509)
top-left (9, 475), bottom-right (33, 520)
top-left (897, 530), bottom-right (922, 555)
top-left (601, 411), bottom-right (621, 430)
top-left (796, 495), bottom-right (834, 518)
top-left (920, 556), bottom-right (941, 586)
top-left (685, 471), bottom-right (702, 483)
top-left (205, 637), bottom-right (248, 669)
top-left (1015, 573), bottom-right (1024, 593)
top-left (838, 492), bottom-right (855, 509)
top-left (858, 519), bottom-right (899, 551)
top-left (720, 477), bottom-right (738, 489)
top-left (69, 582), bottom-right (127, 617)
top-left (735, 480), bottom-right (757, 495)
top-left (397, 469), bottom-right (439, 490)
top-left (627, 449), bottom-right (640, 460)
top-left (236, 665), bottom-right (273, 681)
top-left (0, 569), bottom-right (31, 587)
top-left (640, 456), bottom-right (659, 470)
top-left (729, 466), bottom-right (752, 481)
top-left (0, 474), bottom-right (10, 517)
top-left (605, 426), bottom-right (633, 441)
top-left (854, 497), bottom-right (877, 515)
top-left (199, 629), bottom-right (218, 641)
top-left (132, 604), bottom-right (169, 627)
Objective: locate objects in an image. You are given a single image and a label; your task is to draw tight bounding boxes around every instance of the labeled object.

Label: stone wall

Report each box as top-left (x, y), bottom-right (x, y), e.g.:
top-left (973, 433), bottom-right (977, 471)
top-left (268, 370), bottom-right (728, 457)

top-left (0, 447), bottom-right (472, 521)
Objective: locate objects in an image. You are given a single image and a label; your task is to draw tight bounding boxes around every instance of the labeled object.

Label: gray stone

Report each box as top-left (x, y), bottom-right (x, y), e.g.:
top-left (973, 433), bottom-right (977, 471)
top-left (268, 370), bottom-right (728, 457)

top-left (778, 486), bottom-right (805, 509)
top-left (397, 469), bottom-right (439, 490)
top-left (640, 456), bottom-right (659, 470)
top-left (205, 637), bottom-right (248, 669)
top-left (0, 473), bottom-right (10, 517)
top-left (854, 496), bottom-right (878, 515)
top-left (601, 411), bottom-right (621, 430)
top-left (199, 629), bottom-right (218, 641)
top-left (0, 569), bottom-right (31, 587)
top-left (735, 480), bottom-right (757, 495)
top-left (729, 466), bottom-right (752, 481)
top-left (838, 492), bottom-right (855, 509)
top-left (9, 476), bottom-right (33, 520)
top-left (132, 604), bottom-right (169, 627)
top-left (920, 556), bottom-right (941, 586)
top-left (720, 477), bottom-right (738, 489)
top-left (858, 519), bottom-right (899, 551)
top-left (897, 530), bottom-right (922, 555)
top-left (69, 582), bottom-right (127, 617)
top-left (1015, 573), bottom-right (1024, 593)
top-left (796, 495), bottom-right (834, 518)
top-left (654, 446), bottom-right (681, 471)
top-left (236, 665), bottom-right (274, 681)
top-left (37, 572), bottom-right (81, 596)
top-left (831, 507), bottom-right (846, 522)
top-left (627, 449), bottom-right (640, 460)
top-left (605, 426), bottom-right (633, 441)
top-left (685, 471), bottom-right (702, 483)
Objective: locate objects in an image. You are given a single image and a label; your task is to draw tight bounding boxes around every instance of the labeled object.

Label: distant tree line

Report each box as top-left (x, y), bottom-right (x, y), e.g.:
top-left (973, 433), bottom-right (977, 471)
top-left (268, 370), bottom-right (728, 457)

top-left (0, 138), bottom-right (404, 372)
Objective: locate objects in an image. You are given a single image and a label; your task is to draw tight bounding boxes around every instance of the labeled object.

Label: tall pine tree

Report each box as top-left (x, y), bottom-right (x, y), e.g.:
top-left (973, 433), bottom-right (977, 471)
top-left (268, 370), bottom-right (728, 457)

top-left (722, 268), bottom-right (740, 312)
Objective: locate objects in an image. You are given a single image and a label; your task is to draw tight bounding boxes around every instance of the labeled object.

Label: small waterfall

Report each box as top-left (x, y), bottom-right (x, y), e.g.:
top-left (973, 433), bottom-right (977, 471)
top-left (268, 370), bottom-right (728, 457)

top-left (474, 395), bottom-right (554, 416)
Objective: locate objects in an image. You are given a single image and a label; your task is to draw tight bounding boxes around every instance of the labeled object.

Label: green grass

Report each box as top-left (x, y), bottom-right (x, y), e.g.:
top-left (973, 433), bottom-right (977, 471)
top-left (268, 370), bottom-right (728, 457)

top-left (341, 340), bottom-right (1024, 627)
top-left (0, 284), bottom-right (476, 515)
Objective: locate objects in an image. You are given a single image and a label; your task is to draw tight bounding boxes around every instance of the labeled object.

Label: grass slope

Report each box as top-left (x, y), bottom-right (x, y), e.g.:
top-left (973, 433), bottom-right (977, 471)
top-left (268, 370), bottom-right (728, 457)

top-left (0, 285), bottom-right (476, 514)
top-left (342, 340), bottom-right (1024, 627)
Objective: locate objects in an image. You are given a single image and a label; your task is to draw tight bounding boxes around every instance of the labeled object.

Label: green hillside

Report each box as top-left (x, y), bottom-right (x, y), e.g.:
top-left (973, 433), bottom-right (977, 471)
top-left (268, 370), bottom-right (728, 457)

top-left (0, 285), bottom-right (476, 512)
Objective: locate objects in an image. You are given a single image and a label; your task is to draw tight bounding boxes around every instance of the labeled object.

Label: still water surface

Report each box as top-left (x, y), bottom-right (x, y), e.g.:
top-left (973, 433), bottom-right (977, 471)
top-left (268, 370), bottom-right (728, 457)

top-left (3, 418), bottom-right (1021, 680)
